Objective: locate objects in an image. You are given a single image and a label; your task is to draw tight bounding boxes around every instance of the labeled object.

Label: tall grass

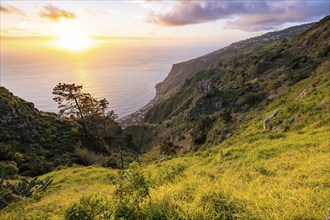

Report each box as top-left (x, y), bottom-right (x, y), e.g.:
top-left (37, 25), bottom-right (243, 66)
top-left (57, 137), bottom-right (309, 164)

top-left (1, 71), bottom-right (329, 219)
top-left (75, 146), bottom-right (104, 165)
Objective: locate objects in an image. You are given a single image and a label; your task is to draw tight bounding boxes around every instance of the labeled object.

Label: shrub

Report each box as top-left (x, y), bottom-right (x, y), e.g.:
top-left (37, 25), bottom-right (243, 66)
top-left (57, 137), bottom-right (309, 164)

top-left (113, 162), bottom-right (150, 219)
top-left (13, 152), bottom-right (24, 164)
top-left (75, 146), bottom-right (104, 166)
top-left (65, 195), bottom-right (111, 220)
top-left (160, 141), bottom-right (178, 156)
top-left (0, 144), bottom-right (14, 160)
top-left (22, 155), bottom-right (53, 176)
top-left (1, 174), bottom-right (53, 210)
top-left (0, 162), bottom-right (19, 176)
top-left (236, 91), bottom-right (264, 106)
top-left (65, 163), bottom-right (150, 219)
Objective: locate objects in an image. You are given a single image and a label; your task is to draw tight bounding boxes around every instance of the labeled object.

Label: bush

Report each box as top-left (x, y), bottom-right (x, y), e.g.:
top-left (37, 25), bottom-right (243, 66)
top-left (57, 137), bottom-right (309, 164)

top-left (0, 144), bottom-right (14, 160)
top-left (0, 162), bottom-right (19, 176)
top-left (22, 155), bottom-right (53, 176)
top-left (236, 91), bottom-right (264, 106)
top-left (75, 146), bottom-right (104, 166)
top-left (65, 195), bottom-right (111, 220)
top-left (13, 152), bottom-right (24, 164)
top-left (1, 175), bottom-right (53, 210)
top-left (160, 141), bottom-right (178, 156)
top-left (65, 163), bottom-right (150, 219)
top-left (115, 162), bottom-right (149, 203)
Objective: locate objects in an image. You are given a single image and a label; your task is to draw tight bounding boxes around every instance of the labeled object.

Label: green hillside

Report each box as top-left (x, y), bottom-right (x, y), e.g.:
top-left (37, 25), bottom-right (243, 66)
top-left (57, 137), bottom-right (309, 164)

top-left (0, 86), bottom-right (138, 178)
top-left (128, 16), bottom-right (330, 152)
top-left (0, 87), bottom-right (79, 176)
top-left (1, 65), bottom-right (329, 219)
top-left (0, 16), bottom-right (329, 219)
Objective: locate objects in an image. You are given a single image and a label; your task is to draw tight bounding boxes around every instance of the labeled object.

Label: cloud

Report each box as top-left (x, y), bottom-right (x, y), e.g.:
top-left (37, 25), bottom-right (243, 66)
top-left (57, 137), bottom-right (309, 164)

top-left (39, 4), bottom-right (76, 22)
top-left (0, 5), bottom-right (25, 15)
top-left (84, 8), bottom-right (108, 17)
top-left (146, 0), bottom-right (329, 31)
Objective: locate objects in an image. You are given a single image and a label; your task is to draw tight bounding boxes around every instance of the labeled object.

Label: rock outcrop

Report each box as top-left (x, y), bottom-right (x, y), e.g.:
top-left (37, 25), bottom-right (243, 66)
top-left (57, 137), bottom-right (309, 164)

top-left (263, 110), bottom-right (280, 130)
top-left (296, 83), bottom-right (316, 100)
top-left (195, 79), bottom-right (216, 96)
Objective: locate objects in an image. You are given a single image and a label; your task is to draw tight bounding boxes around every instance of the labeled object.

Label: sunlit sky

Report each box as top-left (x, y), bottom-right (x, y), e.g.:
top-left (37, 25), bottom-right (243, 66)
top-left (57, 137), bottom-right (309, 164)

top-left (0, 0), bottom-right (329, 51)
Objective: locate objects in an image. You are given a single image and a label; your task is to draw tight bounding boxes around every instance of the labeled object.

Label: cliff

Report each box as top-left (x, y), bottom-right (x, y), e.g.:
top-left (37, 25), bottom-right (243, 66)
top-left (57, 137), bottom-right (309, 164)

top-left (156, 22), bottom-right (315, 98)
top-left (128, 16), bottom-right (330, 150)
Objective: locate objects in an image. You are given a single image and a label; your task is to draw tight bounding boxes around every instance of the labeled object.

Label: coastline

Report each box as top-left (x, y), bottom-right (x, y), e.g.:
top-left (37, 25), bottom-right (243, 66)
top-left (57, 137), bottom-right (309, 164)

top-left (118, 93), bottom-right (161, 127)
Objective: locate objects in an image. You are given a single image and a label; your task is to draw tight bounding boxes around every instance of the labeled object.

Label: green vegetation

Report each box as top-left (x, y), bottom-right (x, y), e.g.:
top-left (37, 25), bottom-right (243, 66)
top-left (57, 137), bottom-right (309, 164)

top-left (0, 84), bottom-right (138, 177)
top-left (0, 172), bottom-right (53, 209)
top-left (0, 16), bottom-right (329, 219)
top-left (0, 87), bottom-right (79, 176)
top-left (1, 63), bottom-right (329, 218)
top-left (133, 16), bottom-right (330, 153)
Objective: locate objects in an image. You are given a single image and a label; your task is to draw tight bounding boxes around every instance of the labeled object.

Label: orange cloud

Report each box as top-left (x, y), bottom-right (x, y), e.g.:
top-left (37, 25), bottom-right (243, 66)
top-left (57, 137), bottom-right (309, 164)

top-left (0, 5), bottom-right (25, 15)
top-left (39, 4), bottom-right (75, 22)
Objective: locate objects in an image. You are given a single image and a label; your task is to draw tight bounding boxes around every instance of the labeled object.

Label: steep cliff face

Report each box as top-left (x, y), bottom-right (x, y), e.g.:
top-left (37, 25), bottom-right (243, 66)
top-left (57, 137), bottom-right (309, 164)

top-left (155, 22), bottom-right (315, 99)
top-left (129, 16), bottom-right (329, 151)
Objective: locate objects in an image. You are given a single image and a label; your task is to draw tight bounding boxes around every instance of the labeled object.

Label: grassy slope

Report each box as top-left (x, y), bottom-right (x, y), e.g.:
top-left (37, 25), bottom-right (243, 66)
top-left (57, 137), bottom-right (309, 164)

top-left (136, 16), bottom-right (329, 151)
top-left (1, 67), bottom-right (329, 219)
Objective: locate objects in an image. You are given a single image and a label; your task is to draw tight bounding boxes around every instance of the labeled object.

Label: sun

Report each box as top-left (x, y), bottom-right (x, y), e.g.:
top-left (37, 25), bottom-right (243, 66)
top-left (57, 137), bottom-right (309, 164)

top-left (57, 33), bottom-right (93, 51)
top-left (55, 22), bottom-right (94, 51)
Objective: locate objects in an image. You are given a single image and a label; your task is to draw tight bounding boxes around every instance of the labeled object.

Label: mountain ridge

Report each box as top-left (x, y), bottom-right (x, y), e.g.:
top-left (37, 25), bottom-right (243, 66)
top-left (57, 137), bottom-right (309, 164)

top-left (119, 21), bottom-right (316, 126)
top-left (126, 16), bottom-right (329, 151)
top-left (155, 22), bottom-right (315, 99)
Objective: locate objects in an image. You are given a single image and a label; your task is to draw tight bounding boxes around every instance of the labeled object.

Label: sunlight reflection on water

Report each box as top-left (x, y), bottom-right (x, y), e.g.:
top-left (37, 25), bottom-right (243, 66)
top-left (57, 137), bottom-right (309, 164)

top-left (1, 44), bottom-right (218, 118)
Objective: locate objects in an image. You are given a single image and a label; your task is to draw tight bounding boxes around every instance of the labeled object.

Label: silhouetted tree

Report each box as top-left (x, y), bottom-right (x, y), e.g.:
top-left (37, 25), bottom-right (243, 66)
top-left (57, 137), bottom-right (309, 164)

top-left (53, 83), bottom-right (113, 150)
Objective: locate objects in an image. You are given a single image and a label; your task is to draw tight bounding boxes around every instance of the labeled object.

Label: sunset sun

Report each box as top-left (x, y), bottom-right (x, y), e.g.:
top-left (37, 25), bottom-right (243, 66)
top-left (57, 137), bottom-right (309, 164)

top-left (55, 23), bottom-right (94, 51)
top-left (57, 34), bottom-right (93, 51)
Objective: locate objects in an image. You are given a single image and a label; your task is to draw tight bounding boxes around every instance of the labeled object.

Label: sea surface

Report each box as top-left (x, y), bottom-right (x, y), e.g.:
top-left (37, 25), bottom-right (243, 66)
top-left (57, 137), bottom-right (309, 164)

top-left (1, 43), bottom-right (218, 118)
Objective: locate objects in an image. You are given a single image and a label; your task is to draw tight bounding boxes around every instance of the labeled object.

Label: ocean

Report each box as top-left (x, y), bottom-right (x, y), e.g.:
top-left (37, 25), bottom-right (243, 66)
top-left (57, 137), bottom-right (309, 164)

top-left (0, 42), bottom-right (218, 118)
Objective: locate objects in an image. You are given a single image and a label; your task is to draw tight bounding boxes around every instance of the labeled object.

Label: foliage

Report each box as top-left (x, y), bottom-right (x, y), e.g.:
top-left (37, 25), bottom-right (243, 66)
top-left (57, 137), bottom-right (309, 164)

top-left (75, 146), bottom-right (104, 166)
top-left (53, 83), bottom-right (137, 165)
top-left (1, 16), bottom-right (330, 220)
top-left (65, 162), bottom-right (150, 220)
top-left (0, 162), bottom-right (19, 176)
top-left (65, 194), bottom-right (111, 220)
top-left (0, 171), bottom-right (53, 210)
top-left (53, 83), bottom-right (109, 119)
top-left (0, 87), bottom-right (79, 176)
top-left (160, 141), bottom-right (178, 156)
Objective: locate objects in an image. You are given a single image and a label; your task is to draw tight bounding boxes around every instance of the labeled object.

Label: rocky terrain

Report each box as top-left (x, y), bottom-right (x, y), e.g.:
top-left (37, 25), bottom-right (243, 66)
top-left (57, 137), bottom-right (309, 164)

top-left (155, 22), bottom-right (315, 99)
top-left (127, 16), bottom-right (329, 152)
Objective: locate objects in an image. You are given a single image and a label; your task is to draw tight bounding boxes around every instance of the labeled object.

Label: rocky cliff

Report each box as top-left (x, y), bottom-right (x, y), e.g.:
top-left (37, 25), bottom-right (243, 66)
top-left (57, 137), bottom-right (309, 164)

top-left (156, 22), bottom-right (315, 99)
top-left (127, 16), bottom-right (329, 151)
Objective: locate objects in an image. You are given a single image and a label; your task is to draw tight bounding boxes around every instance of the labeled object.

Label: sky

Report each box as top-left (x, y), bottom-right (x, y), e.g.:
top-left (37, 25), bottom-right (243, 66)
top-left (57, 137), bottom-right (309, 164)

top-left (0, 0), bottom-right (329, 51)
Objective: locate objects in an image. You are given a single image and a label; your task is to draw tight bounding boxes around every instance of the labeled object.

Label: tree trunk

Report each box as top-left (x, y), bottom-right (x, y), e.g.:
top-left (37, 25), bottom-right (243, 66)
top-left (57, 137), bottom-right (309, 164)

top-left (74, 96), bottom-right (88, 135)
top-left (119, 145), bottom-right (124, 169)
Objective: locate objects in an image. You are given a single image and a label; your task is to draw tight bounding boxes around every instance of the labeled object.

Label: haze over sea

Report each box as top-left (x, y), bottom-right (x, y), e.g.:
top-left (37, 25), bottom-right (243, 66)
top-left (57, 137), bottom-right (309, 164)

top-left (1, 42), bottom-right (219, 118)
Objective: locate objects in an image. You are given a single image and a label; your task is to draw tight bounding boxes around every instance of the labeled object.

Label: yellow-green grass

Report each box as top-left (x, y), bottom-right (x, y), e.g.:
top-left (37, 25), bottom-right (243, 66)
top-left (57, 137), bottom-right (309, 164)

top-left (1, 166), bottom-right (117, 219)
top-left (1, 71), bottom-right (329, 219)
top-left (2, 125), bottom-right (328, 219)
